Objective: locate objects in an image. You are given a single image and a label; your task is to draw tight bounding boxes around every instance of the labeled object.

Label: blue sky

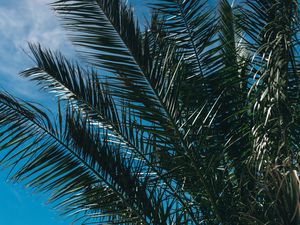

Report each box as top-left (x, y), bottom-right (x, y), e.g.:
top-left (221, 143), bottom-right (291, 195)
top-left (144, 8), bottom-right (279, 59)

top-left (0, 0), bottom-right (229, 224)
top-left (0, 0), bottom-right (147, 224)
top-left (0, 0), bottom-right (72, 224)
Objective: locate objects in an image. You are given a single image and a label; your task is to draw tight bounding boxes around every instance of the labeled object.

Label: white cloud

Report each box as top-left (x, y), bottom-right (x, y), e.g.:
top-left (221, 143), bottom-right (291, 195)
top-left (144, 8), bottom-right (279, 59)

top-left (0, 0), bottom-right (73, 100)
top-left (0, 0), bottom-right (68, 50)
top-left (0, 0), bottom-right (148, 100)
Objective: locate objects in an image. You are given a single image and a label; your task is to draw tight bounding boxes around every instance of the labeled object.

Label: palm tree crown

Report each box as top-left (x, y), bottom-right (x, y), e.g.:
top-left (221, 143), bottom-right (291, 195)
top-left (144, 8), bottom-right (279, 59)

top-left (0, 0), bottom-right (299, 224)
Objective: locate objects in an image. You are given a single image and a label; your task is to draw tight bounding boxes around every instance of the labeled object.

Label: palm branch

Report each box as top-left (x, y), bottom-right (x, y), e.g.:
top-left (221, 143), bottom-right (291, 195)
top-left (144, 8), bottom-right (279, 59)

top-left (0, 0), bottom-right (300, 224)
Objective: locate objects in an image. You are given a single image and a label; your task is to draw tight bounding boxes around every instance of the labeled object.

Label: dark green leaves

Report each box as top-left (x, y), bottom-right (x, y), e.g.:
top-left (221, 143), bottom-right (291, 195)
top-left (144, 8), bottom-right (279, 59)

top-left (1, 0), bottom-right (300, 224)
top-left (151, 0), bottom-right (216, 77)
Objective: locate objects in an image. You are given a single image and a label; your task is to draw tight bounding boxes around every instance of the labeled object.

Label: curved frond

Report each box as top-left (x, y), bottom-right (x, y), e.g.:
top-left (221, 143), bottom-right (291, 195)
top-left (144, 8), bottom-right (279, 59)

top-left (20, 43), bottom-right (202, 224)
top-left (1, 0), bottom-right (300, 224)
top-left (0, 92), bottom-right (179, 224)
top-left (151, 0), bottom-right (216, 78)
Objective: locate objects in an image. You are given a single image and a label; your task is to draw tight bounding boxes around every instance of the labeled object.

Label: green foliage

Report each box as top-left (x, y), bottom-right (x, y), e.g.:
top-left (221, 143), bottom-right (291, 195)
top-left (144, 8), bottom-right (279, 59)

top-left (0, 0), bottom-right (300, 224)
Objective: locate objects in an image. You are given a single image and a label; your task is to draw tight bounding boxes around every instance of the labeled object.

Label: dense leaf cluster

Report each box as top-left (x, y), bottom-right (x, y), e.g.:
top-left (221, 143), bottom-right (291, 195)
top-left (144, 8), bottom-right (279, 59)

top-left (0, 0), bottom-right (299, 224)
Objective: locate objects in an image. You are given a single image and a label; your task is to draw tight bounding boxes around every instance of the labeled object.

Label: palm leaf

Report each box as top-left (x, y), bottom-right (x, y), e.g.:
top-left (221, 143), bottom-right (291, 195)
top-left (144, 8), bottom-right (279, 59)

top-left (51, 0), bottom-right (189, 157)
top-left (0, 92), bottom-right (181, 224)
top-left (150, 0), bottom-right (216, 78)
top-left (20, 43), bottom-right (202, 224)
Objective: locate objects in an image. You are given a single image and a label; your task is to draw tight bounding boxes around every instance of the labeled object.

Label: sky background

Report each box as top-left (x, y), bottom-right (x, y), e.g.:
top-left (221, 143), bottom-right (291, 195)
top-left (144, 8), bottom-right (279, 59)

top-left (0, 0), bottom-right (147, 224)
top-left (0, 0), bottom-right (225, 224)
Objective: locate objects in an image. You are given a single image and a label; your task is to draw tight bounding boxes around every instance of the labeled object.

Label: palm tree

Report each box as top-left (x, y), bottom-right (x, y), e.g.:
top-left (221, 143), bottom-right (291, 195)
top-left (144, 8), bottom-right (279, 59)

top-left (0, 0), bottom-right (299, 224)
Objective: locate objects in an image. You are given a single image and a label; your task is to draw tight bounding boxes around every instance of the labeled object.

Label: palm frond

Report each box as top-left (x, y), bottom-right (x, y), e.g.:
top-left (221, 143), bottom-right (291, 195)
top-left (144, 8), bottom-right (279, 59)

top-left (1, 0), bottom-right (300, 224)
top-left (238, 0), bottom-right (300, 170)
top-left (20, 43), bottom-right (202, 224)
top-left (51, 0), bottom-right (189, 153)
top-left (0, 92), bottom-right (181, 224)
top-left (151, 0), bottom-right (216, 78)
top-left (235, 0), bottom-right (300, 223)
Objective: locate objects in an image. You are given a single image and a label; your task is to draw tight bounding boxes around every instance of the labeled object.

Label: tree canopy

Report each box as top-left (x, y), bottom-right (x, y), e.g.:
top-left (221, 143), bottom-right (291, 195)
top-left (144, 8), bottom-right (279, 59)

top-left (0, 0), bottom-right (300, 224)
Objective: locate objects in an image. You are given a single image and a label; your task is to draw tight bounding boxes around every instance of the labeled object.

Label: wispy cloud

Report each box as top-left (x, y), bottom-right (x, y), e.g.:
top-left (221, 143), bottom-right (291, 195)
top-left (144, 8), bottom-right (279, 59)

top-left (0, 0), bottom-right (72, 100)
top-left (0, 0), bottom-right (69, 51)
top-left (0, 0), bottom-right (146, 100)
